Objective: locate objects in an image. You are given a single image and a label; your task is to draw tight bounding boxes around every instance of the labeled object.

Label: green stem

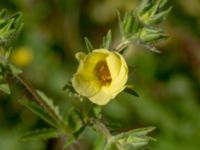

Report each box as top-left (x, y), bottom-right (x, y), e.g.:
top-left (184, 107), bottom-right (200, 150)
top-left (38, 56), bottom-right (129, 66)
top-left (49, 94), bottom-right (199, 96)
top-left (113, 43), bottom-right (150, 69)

top-left (15, 74), bottom-right (66, 130)
top-left (94, 119), bottom-right (112, 139)
top-left (115, 39), bottom-right (130, 52)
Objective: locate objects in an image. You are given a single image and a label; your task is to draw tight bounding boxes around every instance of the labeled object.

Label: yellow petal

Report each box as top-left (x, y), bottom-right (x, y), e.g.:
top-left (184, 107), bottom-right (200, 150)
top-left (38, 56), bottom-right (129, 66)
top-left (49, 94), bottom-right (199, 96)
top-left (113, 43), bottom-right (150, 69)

top-left (106, 52), bottom-right (121, 79)
top-left (89, 87), bottom-right (112, 105)
top-left (72, 73), bottom-right (101, 97)
top-left (109, 52), bottom-right (128, 93)
top-left (75, 52), bottom-right (87, 61)
top-left (81, 51), bottom-right (108, 74)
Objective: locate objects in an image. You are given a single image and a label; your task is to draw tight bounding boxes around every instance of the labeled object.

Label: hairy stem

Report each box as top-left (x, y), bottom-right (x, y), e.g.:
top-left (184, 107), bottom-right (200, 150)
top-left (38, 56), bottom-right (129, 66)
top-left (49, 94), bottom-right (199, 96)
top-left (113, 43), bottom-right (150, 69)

top-left (15, 74), bottom-right (66, 129)
top-left (94, 119), bottom-right (112, 139)
top-left (115, 39), bottom-right (130, 52)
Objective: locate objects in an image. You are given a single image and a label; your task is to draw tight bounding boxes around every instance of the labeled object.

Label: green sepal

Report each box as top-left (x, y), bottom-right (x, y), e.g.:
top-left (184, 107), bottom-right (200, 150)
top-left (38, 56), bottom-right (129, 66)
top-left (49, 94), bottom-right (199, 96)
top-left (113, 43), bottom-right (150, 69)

top-left (119, 11), bottom-right (141, 39)
top-left (19, 99), bottom-right (58, 128)
top-left (20, 128), bottom-right (62, 142)
top-left (137, 0), bottom-right (172, 25)
top-left (116, 0), bottom-right (171, 53)
top-left (101, 29), bottom-right (112, 49)
top-left (139, 27), bottom-right (167, 43)
top-left (104, 127), bottom-right (156, 150)
top-left (146, 6), bottom-right (172, 25)
top-left (84, 37), bottom-right (94, 53)
top-left (124, 85), bottom-right (139, 97)
top-left (0, 10), bottom-right (23, 48)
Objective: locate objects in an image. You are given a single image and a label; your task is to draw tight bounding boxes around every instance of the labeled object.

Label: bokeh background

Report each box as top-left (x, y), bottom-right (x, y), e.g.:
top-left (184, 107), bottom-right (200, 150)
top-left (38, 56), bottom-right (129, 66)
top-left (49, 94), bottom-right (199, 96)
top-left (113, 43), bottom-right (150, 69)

top-left (0, 0), bottom-right (200, 150)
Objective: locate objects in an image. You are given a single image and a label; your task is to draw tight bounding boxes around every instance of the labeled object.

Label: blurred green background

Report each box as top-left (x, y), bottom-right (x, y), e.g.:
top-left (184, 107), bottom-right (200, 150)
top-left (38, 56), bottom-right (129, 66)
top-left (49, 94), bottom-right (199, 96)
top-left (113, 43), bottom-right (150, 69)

top-left (0, 0), bottom-right (200, 150)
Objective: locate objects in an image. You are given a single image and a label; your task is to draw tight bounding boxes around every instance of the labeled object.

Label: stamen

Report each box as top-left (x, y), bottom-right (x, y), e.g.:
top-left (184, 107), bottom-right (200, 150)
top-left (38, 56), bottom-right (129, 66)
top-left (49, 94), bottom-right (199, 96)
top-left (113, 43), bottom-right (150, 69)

top-left (94, 61), bottom-right (112, 85)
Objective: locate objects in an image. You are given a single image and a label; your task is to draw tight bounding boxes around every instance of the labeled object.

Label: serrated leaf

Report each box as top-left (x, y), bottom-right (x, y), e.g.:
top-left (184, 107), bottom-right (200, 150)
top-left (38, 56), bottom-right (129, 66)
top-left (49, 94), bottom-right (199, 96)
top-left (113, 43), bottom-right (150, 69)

top-left (124, 85), bottom-right (139, 97)
top-left (84, 37), bottom-right (94, 53)
top-left (0, 83), bottom-right (10, 94)
top-left (20, 128), bottom-right (62, 142)
top-left (19, 99), bottom-right (58, 128)
top-left (102, 30), bottom-right (112, 49)
top-left (36, 90), bottom-right (63, 122)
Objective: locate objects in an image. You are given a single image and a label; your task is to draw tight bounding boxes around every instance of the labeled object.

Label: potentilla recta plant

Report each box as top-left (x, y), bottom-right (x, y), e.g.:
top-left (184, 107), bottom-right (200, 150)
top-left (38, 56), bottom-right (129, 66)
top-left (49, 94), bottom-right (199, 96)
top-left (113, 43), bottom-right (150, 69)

top-left (0, 0), bottom-right (171, 149)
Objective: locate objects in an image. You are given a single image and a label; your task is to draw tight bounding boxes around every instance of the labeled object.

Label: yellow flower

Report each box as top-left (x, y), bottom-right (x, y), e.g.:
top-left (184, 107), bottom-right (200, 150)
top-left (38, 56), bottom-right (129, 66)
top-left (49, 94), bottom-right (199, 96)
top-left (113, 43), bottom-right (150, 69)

top-left (72, 49), bottom-right (128, 105)
top-left (11, 47), bottom-right (33, 68)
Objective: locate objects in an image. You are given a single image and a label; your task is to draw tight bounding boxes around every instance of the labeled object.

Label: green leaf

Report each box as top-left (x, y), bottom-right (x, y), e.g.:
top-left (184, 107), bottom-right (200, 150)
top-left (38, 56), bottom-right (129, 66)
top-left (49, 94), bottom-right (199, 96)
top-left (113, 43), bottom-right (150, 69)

top-left (36, 90), bottom-right (63, 122)
top-left (124, 85), bottom-right (139, 97)
top-left (93, 132), bottom-right (106, 150)
top-left (101, 29), bottom-right (112, 49)
top-left (0, 83), bottom-right (10, 94)
top-left (8, 64), bottom-right (23, 75)
top-left (105, 127), bottom-right (156, 150)
top-left (19, 99), bottom-right (58, 128)
top-left (20, 128), bottom-right (62, 142)
top-left (84, 37), bottom-right (94, 53)
top-left (68, 108), bottom-right (83, 132)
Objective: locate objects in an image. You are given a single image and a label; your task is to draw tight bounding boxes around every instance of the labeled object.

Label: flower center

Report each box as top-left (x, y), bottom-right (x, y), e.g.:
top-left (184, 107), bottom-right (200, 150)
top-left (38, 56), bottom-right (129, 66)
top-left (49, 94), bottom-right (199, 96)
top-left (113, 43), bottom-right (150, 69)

top-left (94, 60), bottom-right (112, 85)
